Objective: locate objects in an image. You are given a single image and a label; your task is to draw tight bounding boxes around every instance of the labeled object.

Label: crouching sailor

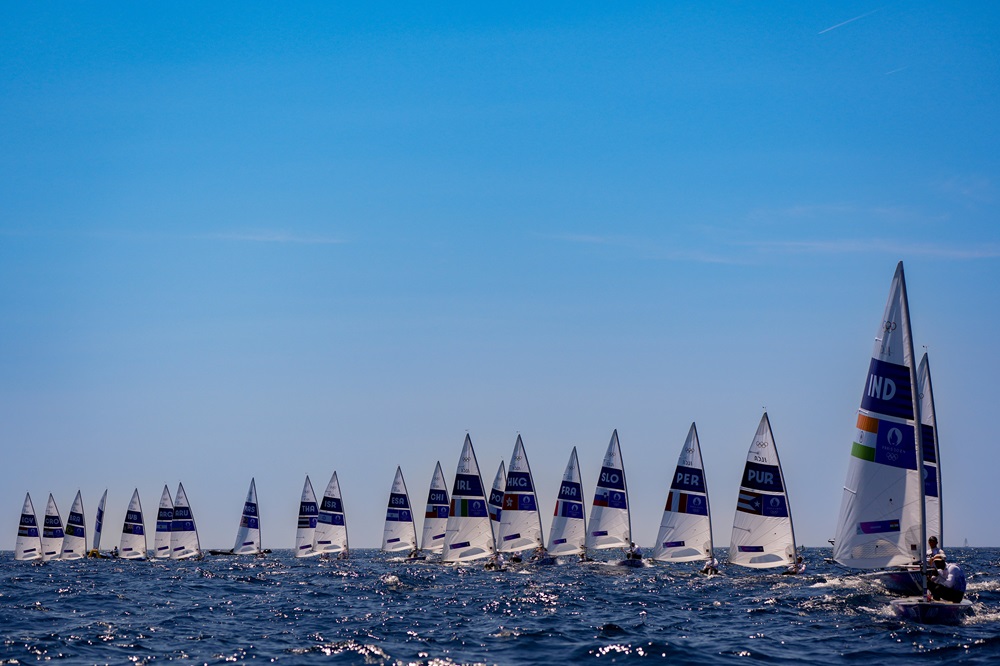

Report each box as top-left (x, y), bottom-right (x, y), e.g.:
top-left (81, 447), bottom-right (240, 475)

top-left (927, 555), bottom-right (966, 603)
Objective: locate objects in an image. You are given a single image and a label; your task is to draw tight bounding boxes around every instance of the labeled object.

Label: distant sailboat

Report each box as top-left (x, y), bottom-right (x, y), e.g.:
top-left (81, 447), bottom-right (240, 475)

top-left (728, 413), bottom-right (797, 569)
top-left (547, 447), bottom-right (587, 558)
top-left (61, 491), bottom-right (87, 560)
top-left (119, 489), bottom-right (148, 560)
top-left (295, 475), bottom-right (321, 558)
top-left (41, 494), bottom-right (65, 561)
top-left (88, 489), bottom-right (107, 558)
top-left (487, 461), bottom-right (506, 542)
top-left (443, 434), bottom-right (496, 563)
top-left (497, 435), bottom-right (544, 558)
top-left (154, 485), bottom-right (174, 559)
top-left (652, 423), bottom-right (715, 565)
top-left (420, 461), bottom-right (450, 554)
top-left (315, 472), bottom-right (349, 557)
top-left (381, 467), bottom-right (417, 553)
top-left (14, 492), bottom-right (42, 561)
top-left (587, 430), bottom-right (634, 561)
top-left (233, 478), bottom-right (262, 555)
top-left (170, 482), bottom-right (201, 560)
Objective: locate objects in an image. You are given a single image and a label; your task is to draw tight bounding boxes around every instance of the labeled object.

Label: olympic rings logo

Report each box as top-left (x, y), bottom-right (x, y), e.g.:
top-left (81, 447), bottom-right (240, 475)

top-left (884, 321), bottom-right (897, 331)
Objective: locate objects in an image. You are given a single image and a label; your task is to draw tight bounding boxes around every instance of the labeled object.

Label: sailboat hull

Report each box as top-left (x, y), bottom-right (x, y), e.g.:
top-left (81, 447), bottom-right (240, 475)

top-left (877, 568), bottom-right (924, 596)
top-left (890, 598), bottom-right (973, 624)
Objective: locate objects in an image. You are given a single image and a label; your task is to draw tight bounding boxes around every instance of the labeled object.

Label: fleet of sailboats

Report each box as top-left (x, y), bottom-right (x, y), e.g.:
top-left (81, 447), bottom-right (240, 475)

top-left (6, 262), bottom-right (972, 622)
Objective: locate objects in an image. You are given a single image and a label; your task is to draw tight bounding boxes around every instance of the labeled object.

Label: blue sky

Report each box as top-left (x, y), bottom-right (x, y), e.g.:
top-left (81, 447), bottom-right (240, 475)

top-left (2, 3), bottom-right (998, 551)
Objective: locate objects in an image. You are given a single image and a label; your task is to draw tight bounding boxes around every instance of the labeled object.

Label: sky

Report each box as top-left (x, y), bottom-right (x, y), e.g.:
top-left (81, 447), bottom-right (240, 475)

top-left (1, 3), bottom-right (999, 552)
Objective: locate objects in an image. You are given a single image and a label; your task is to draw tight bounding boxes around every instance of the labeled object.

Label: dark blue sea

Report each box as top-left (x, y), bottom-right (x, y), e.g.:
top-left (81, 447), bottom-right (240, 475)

top-left (2, 548), bottom-right (998, 664)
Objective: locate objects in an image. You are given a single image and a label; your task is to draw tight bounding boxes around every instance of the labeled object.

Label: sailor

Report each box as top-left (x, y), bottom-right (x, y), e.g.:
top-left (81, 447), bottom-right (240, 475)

top-left (927, 555), bottom-right (966, 603)
top-left (530, 545), bottom-right (547, 561)
top-left (626, 542), bottom-right (642, 560)
top-left (701, 556), bottom-right (720, 575)
top-left (926, 536), bottom-right (946, 563)
top-left (783, 556), bottom-right (806, 575)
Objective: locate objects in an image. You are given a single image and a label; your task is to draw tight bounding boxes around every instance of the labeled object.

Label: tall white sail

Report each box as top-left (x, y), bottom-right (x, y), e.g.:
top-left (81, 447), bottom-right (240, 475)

top-left (420, 461), bottom-right (450, 553)
top-left (652, 423), bottom-right (714, 563)
top-left (497, 435), bottom-right (544, 554)
top-left (61, 491), bottom-right (87, 560)
top-left (547, 447), bottom-right (587, 556)
top-left (295, 475), bottom-right (320, 558)
top-left (315, 472), bottom-right (349, 556)
top-left (381, 467), bottom-right (417, 553)
top-left (918, 353), bottom-right (943, 548)
top-left (41, 494), bottom-right (64, 561)
top-left (119, 489), bottom-right (148, 559)
top-left (233, 478), bottom-right (262, 555)
top-left (154, 485), bottom-right (174, 558)
top-left (443, 434), bottom-right (496, 562)
top-left (14, 492), bottom-right (42, 561)
top-left (834, 262), bottom-right (925, 568)
top-left (729, 413), bottom-right (797, 569)
top-left (170, 482), bottom-right (201, 560)
top-left (487, 461), bottom-right (506, 542)
top-left (92, 489), bottom-right (107, 554)
top-left (586, 430), bottom-right (632, 550)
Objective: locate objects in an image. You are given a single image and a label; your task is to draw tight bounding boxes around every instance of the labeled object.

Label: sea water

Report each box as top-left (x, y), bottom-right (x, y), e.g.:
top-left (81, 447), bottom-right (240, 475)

top-left (1, 548), bottom-right (998, 664)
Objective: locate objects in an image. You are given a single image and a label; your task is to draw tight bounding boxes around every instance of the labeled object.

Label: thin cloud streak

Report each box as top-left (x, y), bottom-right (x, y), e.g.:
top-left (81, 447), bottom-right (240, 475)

top-left (538, 232), bottom-right (742, 264)
top-left (196, 232), bottom-right (346, 245)
top-left (750, 239), bottom-right (1000, 260)
top-left (818, 9), bottom-right (880, 35)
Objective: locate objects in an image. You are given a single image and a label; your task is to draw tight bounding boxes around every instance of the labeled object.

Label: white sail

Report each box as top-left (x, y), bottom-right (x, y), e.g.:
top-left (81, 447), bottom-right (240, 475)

top-left (586, 430), bottom-right (632, 550)
top-left (154, 485), bottom-right (174, 558)
top-left (443, 434), bottom-right (496, 562)
top-left (61, 491), bottom-right (87, 560)
top-left (92, 489), bottom-right (107, 553)
top-left (119, 489), bottom-right (148, 559)
top-left (547, 447), bottom-right (587, 556)
top-left (918, 353), bottom-right (943, 549)
top-left (41, 494), bottom-right (64, 561)
top-left (233, 478), bottom-right (262, 554)
top-left (497, 435), bottom-right (544, 554)
top-left (834, 262), bottom-right (925, 568)
top-left (14, 492), bottom-right (42, 561)
top-left (729, 413), bottom-right (797, 569)
top-left (652, 423), bottom-right (715, 563)
top-left (420, 461), bottom-right (450, 553)
top-left (315, 472), bottom-right (349, 556)
top-left (295, 475), bottom-right (320, 558)
top-left (487, 461), bottom-right (506, 542)
top-left (170, 482), bottom-right (201, 560)
top-left (381, 467), bottom-right (417, 553)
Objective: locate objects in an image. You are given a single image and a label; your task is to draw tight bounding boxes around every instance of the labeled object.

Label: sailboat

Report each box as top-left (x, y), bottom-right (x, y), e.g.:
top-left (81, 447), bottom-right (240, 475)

top-left (61, 491), bottom-right (88, 560)
top-left (546, 447), bottom-right (587, 559)
top-left (586, 430), bottom-right (637, 565)
top-left (154, 485), bottom-right (174, 558)
top-left (442, 434), bottom-right (496, 563)
top-left (119, 489), bottom-right (148, 559)
top-left (315, 472), bottom-right (349, 558)
top-left (295, 475), bottom-right (321, 558)
top-left (830, 262), bottom-right (970, 621)
top-left (381, 467), bottom-right (417, 554)
top-left (487, 461), bottom-right (506, 542)
top-left (728, 413), bottom-right (796, 569)
top-left (170, 482), bottom-right (201, 560)
top-left (652, 423), bottom-right (715, 568)
top-left (14, 492), bottom-right (42, 561)
top-left (232, 478), bottom-right (262, 555)
top-left (877, 352), bottom-right (945, 595)
top-left (41, 494), bottom-right (65, 561)
top-left (420, 461), bottom-right (450, 555)
top-left (496, 435), bottom-right (545, 561)
top-left (87, 490), bottom-right (107, 558)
